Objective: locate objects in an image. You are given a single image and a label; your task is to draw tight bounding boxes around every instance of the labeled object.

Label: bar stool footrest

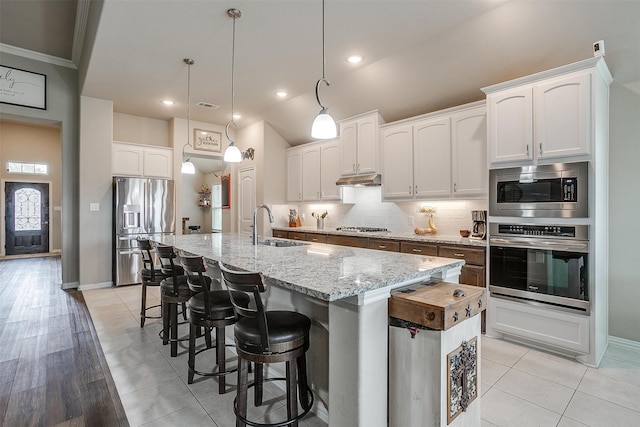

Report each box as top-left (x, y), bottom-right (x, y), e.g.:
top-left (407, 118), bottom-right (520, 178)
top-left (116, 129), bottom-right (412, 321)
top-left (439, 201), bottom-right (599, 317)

top-left (233, 377), bottom-right (314, 427)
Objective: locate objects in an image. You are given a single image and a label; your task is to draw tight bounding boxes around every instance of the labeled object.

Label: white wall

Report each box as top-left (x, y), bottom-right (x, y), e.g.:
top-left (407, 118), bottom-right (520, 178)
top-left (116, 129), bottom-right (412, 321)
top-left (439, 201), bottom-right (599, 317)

top-left (272, 188), bottom-right (487, 236)
top-left (113, 113), bottom-right (169, 147)
top-left (608, 84), bottom-right (640, 342)
top-left (79, 96), bottom-right (113, 287)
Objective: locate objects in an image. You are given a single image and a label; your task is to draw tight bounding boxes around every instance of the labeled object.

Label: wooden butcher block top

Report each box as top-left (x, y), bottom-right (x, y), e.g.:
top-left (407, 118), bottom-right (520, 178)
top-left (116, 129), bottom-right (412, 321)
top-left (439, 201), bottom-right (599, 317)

top-left (389, 280), bottom-right (487, 330)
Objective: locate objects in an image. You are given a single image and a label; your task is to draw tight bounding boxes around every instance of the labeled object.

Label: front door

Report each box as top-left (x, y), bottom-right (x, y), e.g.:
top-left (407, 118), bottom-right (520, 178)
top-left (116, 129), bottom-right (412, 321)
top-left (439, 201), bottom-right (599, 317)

top-left (4, 182), bottom-right (50, 255)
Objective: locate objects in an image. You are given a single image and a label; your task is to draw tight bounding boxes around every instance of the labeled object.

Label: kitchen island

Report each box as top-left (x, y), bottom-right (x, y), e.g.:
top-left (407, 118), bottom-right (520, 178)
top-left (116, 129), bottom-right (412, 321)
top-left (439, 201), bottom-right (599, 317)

top-left (156, 233), bottom-right (464, 426)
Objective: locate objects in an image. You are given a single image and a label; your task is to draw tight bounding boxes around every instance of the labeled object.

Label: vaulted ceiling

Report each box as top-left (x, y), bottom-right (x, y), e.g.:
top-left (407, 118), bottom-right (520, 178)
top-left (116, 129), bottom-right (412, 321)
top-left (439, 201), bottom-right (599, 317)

top-left (2, 0), bottom-right (640, 148)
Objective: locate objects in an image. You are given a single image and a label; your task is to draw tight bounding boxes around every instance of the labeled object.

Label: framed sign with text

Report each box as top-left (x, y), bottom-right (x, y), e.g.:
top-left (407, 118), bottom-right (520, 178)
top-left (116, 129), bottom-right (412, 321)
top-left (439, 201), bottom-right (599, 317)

top-left (0, 65), bottom-right (46, 110)
top-left (194, 129), bottom-right (222, 153)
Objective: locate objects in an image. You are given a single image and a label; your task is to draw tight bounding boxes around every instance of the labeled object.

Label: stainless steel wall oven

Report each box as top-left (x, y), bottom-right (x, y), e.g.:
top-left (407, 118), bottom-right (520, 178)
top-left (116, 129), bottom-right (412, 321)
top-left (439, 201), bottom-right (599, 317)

top-left (489, 162), bottom-right (588, 218)
top-left (489, 223), bottom-right (589, 313)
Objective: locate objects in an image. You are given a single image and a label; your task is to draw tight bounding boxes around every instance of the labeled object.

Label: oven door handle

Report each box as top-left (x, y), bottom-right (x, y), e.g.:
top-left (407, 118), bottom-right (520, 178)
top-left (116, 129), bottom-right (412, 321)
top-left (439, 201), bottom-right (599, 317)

top-left (490, 237), bottom-right (589, 253)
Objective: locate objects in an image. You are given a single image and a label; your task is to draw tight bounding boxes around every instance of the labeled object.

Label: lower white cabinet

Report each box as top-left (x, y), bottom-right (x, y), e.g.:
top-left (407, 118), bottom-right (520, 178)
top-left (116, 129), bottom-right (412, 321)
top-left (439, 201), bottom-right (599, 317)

top-left (488, 297), bottom-right (589, 354)
top-left (112, 142), bottom-right (173, 179)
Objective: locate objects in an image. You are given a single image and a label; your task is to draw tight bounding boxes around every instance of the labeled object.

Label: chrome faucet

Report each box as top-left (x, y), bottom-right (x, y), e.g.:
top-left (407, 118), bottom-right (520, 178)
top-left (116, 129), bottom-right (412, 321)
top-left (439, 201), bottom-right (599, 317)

top-left (252, 204), bottom-right (274, 245)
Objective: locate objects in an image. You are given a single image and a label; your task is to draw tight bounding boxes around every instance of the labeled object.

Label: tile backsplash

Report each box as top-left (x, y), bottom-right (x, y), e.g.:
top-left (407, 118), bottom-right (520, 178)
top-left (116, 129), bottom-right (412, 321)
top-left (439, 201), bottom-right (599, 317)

top-left (270, 187), bottom-right (487, 235)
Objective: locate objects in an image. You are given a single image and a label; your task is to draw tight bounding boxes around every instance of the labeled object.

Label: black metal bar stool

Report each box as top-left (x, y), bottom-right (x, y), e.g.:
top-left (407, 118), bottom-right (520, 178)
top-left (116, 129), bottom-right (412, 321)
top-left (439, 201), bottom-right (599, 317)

top-left (156, 244), bottom-right (190, 357)
top-left (181, 256), bottom-right (250, 394)
top-left (220, 263), bottom-right (314, 427)
top-left (139, 239), bottom-right (166, 327)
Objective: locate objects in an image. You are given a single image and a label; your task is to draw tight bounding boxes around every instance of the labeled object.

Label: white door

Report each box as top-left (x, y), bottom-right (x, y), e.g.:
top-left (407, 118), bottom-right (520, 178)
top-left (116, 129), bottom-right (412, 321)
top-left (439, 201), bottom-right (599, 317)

top-left (238, 167), bottom-right (256, 235)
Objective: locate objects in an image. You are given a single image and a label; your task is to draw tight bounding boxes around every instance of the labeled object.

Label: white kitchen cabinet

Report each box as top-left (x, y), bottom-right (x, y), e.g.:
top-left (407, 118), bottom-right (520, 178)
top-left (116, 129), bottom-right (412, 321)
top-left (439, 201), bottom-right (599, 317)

top-left (286, 148), bottom-right (303, 202)
top-left (291, 139), bottom-right (341, 202)
top-left (339, 111), bottom-right (382, 176)
top-left (381, 102), bottom-right (485, 201)
top-left (113, 142), bottom-right (143, 176)
top-left (484, 57), bottom-right (611, 168)
top-left (535, 72), bottom-right (591, 159)
top-left (451, 106), bottom-right (487, 196)
top-left (381, 125), bottom-right (413, 199)
top-left (413, 116), bottom-right (452, 198)
top-left (112, 142), bottom-right (173, 178)
top-left (302, 145), bottom-right (321, 201)
top-left (320, 139), bottom-right (341, 200)
top-left (143, 146), bottom-right (173, 178)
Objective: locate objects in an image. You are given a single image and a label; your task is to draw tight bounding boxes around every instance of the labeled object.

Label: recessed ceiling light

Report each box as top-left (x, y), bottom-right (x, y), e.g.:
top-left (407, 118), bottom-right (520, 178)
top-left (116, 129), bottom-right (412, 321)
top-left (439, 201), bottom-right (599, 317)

top-left (347, 55), bottom-right (364, 64)
top-left (162, 100), bottom-right (174, 105)
top-left (233, 113), bottom-right (241, 120)
top-left (276, 91), bottom-right (288, 98)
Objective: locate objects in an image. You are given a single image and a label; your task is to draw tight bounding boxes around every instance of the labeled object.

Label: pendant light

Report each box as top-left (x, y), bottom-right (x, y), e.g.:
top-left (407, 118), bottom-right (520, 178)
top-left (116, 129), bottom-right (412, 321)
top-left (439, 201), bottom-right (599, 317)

top-left (223, 9), bottom-right (243, 163)
top-left (311, 0), bottom-right (337, 139)
top-left (181, 58), bottom-right (196, 174)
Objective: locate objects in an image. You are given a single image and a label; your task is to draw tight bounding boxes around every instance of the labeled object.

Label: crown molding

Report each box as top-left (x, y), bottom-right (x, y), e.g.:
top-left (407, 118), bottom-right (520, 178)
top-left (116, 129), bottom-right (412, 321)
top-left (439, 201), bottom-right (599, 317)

top-left (0, 43), bottom-right (77, 70)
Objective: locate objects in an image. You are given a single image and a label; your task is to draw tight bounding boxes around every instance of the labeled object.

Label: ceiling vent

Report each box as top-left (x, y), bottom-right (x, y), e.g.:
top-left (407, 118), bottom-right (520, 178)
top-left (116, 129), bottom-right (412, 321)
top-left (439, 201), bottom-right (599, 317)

top-left (197, 101), bottom-right (219, 109)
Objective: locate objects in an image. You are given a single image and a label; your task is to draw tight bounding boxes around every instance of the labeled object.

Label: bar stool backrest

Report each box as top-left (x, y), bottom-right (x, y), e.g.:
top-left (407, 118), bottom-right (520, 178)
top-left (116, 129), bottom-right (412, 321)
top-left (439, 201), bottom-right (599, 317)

top-left (138, 238), bottom-right (156, 280)
top-left (219, 263), bottom-right (270, 353)
top-left (156, 244), bottom-right (179, 292)
top-left (181, 255), bottom-right (215, 313)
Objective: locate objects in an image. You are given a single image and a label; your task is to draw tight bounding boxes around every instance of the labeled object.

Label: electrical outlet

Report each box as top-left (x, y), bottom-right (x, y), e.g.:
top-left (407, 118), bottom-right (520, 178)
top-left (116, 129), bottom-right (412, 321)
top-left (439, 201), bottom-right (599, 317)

top-left (90, 203), bottom-right (100, 212)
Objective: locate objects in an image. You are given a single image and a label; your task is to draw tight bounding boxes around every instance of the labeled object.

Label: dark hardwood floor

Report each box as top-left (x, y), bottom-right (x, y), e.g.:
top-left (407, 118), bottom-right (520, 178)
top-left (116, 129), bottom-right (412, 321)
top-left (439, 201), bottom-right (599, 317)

top-left (0, 257), bottom-right (128, 427)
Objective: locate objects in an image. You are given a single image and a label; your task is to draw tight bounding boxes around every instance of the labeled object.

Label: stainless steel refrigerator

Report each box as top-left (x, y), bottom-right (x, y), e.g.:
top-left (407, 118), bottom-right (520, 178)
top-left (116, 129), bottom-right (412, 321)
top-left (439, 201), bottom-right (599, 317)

top-left (112, 177), bottom-right (175, 286)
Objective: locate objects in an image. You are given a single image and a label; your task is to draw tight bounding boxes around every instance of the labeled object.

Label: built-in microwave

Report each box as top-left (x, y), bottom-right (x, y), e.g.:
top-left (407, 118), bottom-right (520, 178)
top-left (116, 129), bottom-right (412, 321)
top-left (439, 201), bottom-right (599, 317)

top-left (489, 162), bottom-right (588, 218)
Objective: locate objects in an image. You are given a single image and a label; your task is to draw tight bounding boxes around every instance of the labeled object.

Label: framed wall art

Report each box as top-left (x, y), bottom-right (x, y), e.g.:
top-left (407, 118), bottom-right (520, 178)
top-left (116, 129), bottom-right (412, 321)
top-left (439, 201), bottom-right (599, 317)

top-left (194, 129), bottom-right (222, 153)
top-left (0, 65), bottom-right (47, 110)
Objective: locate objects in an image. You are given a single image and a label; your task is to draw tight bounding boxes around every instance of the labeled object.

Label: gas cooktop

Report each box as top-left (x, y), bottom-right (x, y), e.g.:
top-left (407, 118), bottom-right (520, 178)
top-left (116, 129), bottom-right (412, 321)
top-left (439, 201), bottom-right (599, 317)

top-left (336, 227), bottom-right (389, 233)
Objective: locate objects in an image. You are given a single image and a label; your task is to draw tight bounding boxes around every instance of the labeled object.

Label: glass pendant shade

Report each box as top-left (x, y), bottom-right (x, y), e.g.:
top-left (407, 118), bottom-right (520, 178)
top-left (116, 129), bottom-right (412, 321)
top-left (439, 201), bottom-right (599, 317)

top-left (181, 159), bottom-right (195, 174)
top-left (311, 108), bottom-right (337, 139)
top-left (224, 143), bottom-right (242, 163)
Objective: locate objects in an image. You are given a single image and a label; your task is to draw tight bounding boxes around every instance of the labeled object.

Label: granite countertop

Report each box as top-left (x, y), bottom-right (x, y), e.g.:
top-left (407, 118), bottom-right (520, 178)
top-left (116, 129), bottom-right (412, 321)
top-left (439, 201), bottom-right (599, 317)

top-left (272, 226), bottom-right (487, 248)
top-left (156, 233), bottom-right (464, 302)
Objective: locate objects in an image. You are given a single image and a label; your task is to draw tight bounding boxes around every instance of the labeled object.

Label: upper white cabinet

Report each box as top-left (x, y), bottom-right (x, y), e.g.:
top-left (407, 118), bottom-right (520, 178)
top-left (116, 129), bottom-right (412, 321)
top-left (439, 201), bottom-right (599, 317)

top-left (143, 147), bottom-right (173, 178)
top-left (113, 142), bottom-right (143, 176)
top-left (451, 106), bottom-right (487, 196)
top-left (287, 148), bottom-right (303, 202)
top-left (339, 111), bottom-right (383, 176)
top-left (483, 57), bottom-right (612, 168)
top-left (302, 145), bottom-right (321, 201)
top-left (381, 102), bottom-right (486, 201)
top-left (112, 142), bottom-right (173, 179)
top-left (287, 139), bottom-right (341, 202)
top-left (320, 140), bottom-right (341, 200)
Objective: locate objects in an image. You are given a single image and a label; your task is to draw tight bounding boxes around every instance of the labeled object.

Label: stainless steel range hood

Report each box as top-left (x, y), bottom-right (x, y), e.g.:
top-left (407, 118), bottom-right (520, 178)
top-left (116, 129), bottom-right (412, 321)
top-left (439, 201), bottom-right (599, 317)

top-left (335, 173), bottom-right (381, 187)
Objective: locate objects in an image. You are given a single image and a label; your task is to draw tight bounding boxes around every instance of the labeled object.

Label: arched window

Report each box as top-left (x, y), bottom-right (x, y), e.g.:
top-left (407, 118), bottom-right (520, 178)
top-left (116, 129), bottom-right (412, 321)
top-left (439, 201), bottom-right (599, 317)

top-left (14, 188), bottom-right (41, 231)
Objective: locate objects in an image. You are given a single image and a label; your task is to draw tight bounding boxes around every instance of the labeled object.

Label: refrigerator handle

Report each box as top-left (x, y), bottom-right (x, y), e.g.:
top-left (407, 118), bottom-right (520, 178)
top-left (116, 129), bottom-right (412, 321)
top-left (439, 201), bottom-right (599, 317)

top-left (144, 180), bottom-right (150, 233)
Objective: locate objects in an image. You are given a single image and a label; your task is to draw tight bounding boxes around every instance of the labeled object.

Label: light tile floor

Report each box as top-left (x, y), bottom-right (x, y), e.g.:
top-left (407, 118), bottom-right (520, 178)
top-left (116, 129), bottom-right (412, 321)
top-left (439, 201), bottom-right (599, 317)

top-left (83, 285), bottom-right (640, 427)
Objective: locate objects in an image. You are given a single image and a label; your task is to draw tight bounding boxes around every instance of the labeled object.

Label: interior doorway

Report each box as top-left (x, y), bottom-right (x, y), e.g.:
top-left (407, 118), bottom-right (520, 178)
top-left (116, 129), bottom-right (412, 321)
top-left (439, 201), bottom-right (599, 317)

top-left (238, 167), bottom-right (256, 235)
top-left (4, 181), bottom-right (51, 255)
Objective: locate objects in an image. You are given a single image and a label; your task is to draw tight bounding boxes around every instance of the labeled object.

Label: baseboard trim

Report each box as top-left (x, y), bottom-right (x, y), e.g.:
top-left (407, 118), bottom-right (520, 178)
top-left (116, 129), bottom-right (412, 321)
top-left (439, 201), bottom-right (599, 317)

top-left (609, 335), bottom-right (640, 352)
top-left (62, 281), bottom-right (79, 290)
top-left (78, 282), bottom-right (113, 291)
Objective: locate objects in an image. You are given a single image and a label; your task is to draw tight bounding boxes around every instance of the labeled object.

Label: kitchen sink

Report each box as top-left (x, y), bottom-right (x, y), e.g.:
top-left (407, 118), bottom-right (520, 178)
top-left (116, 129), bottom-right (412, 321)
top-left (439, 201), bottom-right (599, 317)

top-left (258, 239), bottom-right (310, 248)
